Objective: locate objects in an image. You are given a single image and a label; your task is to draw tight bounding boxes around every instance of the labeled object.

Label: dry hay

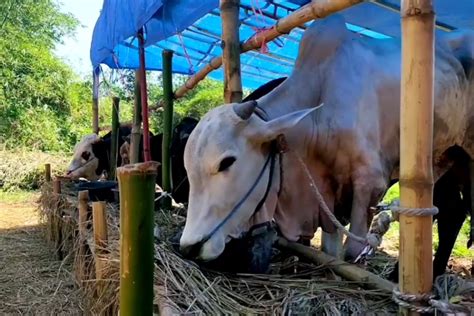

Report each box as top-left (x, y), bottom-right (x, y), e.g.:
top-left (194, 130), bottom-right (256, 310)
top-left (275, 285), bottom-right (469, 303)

top-left (42, 183), bottom-right (473, 314)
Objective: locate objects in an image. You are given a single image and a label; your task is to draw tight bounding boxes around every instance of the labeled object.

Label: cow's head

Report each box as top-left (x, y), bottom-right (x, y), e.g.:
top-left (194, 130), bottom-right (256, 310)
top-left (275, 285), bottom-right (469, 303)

top-left (66, 134), bottom-right (102, 180)
top-left (179, 100), bottom-right (317, 260)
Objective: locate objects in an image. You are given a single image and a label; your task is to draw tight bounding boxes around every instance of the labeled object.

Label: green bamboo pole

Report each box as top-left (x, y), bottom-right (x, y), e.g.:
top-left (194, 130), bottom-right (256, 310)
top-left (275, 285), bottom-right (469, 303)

top-left (109, 97), bottom-right (120, 180)
top-left (130, 70), bottom-right (142, 164)
top-left (118, 161), bottom-right (159, 316)
top-left (162, 50), bottom-right (174, 209)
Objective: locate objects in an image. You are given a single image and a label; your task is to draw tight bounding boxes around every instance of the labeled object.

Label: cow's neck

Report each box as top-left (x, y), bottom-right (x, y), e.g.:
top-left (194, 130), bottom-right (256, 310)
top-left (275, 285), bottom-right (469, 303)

top-left (257, 72), bottom-right (322, 119)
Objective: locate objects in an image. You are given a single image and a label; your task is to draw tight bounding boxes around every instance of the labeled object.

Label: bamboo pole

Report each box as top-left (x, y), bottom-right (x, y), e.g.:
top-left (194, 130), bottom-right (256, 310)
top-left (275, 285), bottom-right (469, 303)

top-left (137, 28), bottom-right (151, 162)
top-left (118, 162), bottom-right (159, 316)
top-left (53, 179), bottom-right (61, 195)
top-left (130, 70), bottom-right (142, 164)
top-left (277, 238), bottom-right (395, 292)
top-left (44, 163), bottom-right (51, 182)
top-left (174, 0), bottom-right (362, 99)
top-left (77, 190), bottom-right (89, 282)
top-left (399, 1), bottom-right (435, 315)
top-left (162, 50), bottom-right (173, 210)
top-left (220, 0), bottom-right (242, 103)
top-left (92, 201), bottom-right (108, 282)
top-left (109, 97), bottom-right (120, 180)
top-left (92, 67), bottom-right (100, 134)
top-left (111, 97), bottom-right (120, 173)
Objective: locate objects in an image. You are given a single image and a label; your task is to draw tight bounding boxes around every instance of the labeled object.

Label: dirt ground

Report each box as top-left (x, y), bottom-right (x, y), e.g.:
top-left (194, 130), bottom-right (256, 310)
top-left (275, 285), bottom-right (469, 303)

top-left (0, 193), bottom-right (86, 315)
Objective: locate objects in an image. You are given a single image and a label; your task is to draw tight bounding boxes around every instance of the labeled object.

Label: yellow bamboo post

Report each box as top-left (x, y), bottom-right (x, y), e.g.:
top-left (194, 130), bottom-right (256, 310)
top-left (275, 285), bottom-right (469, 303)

top-left (52, 178), bottom-right (62, 259)
top-left (92, 201), bottom-right (108, 284)
top-left (174, 0), bottom-right (362, 99)
top-left (44, 164), bottom-right (51, 182)
top-left (220, 0), bottom-right (242, 103)
top-left (77, 190), bottom-right (89, 282)
top-left (399, 0), bottom-right (435, 315)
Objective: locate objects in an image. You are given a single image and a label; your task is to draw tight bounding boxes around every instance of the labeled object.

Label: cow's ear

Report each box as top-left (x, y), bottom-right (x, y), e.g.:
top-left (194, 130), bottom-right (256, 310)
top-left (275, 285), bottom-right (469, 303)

top-left (250, 103), bottom-right (322, 142)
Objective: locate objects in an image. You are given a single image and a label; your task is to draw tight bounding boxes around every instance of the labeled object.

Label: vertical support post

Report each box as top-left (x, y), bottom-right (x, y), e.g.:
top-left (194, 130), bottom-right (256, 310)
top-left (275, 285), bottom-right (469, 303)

top-left (220, 0), bottom-right (242, 103)
top-left (117, 162), bottom-right (158, 316)
top-left (137, 28), bottom-right (151, 162)
top-left (92, 67), bottom-right (100, 134)
top-left (44, 163), bottom-right (51, 182)
top-left (77, 190), bottom-right (89, 282)
top-left (109, 97), bottom-right (120, 180)
top-left (92, 201), bottom-right (108, 281)
top-left (162, 50), bottom-right (174, 210)
top-left (53, 179), bottom-right (61, 195)
top-left (399, 1), bottom-right (435, 315)
top-left (130, 70), bottom-right (142, 164)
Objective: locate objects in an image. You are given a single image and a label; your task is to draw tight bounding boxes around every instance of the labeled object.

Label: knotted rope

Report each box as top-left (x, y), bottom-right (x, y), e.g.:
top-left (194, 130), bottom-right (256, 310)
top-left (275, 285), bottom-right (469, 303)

top-left (295, 155), bottom-right (474, 313)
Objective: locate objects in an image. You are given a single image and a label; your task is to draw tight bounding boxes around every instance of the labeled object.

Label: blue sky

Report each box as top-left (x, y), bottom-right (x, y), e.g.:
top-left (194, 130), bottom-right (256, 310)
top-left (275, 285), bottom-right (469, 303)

top-left (54, 0), bottom-right (103, 77)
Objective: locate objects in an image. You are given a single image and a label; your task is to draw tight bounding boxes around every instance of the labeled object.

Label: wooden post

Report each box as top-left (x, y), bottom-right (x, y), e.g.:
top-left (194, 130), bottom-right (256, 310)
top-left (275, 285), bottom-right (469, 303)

top-left (130, 70), bottom-right (142, 164)
top-left (399, 0), bottom-right (435, 315)
top-left (220, 0), bottom-right (242, 103)
top-left (137, 28), bottom-right (151, 162)
top-left (44, 164), bottom-right (51, 182)
top-left (117, 162), bottom-right (159, 316)
top-left (109, 97), bottom-right (120, 180)
top-left (53, 179), bottom-right (61, 194)
top-left (77, 190), bottom-right (89, 282)
top-left (162, 50), bottom-right (173, 210)
top-left (92, 201), bottom-right (108, 282)
top-left (92, 67), bottom-right (100, 134)
top-left (174, 0), bottom-right (362, 99)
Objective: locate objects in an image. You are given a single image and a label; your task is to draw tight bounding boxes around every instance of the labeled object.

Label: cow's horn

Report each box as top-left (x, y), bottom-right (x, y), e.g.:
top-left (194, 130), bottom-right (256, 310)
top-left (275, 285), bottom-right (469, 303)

top-left (233, 100), bottom-right (257, 120)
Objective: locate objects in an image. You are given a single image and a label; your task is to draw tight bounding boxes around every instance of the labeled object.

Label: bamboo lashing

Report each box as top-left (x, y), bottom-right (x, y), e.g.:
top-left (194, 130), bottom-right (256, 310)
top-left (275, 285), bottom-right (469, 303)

top-left (173, 0), bottom-right (363, 99)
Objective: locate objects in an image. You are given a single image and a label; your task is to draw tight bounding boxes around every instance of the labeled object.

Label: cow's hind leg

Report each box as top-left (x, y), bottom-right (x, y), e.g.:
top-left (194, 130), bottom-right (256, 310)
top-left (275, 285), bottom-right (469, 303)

top-left (433, 204), bottom-right (466, 278)
top-left (321, 230), bottom-right (343, 259)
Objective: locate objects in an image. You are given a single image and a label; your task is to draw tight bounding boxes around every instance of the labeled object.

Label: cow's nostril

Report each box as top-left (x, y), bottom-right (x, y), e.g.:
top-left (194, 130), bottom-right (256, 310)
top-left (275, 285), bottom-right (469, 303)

top-left (180, 242), bottom-right (202, 259)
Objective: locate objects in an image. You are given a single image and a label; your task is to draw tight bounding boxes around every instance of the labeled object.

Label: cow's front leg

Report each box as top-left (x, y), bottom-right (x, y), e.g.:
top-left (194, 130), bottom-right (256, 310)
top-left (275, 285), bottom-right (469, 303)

top-left (344, 169), bottom-right (386, 261)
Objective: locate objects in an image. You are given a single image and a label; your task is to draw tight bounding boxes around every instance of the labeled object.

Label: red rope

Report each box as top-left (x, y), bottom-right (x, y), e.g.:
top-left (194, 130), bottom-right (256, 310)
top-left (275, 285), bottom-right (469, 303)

top-left (250, 0), bottom-right (270, 54)
top-left (177, 33), bottom-right (195, 74)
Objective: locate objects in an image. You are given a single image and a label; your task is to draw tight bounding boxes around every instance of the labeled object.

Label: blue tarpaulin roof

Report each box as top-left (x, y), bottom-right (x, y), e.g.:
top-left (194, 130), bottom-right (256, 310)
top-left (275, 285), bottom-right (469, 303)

top-left (90, 0), bottom-right (474, 89)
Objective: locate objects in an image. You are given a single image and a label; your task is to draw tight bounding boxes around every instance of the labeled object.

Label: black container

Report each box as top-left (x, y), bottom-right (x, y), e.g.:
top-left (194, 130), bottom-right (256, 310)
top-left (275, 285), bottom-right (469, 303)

top-left (75, 180), bottom-right (118, 202)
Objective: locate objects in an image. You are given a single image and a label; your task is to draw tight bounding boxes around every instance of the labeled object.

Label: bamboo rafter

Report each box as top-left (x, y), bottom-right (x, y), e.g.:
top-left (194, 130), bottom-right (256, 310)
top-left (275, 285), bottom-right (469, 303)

top-left (173, 0), bottom-right (364, 99)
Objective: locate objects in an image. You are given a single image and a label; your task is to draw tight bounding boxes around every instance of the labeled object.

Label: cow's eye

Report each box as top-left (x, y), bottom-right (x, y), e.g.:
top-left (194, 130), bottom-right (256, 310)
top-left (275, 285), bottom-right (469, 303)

top-left (81, 151), bottom-right (91, 161)
top-left (218, 157), bottom-right (236, 172)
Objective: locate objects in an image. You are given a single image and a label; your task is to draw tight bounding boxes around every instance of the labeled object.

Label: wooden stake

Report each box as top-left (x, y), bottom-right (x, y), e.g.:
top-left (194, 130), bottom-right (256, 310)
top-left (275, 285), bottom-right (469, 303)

top-left (399, 1), bottom-right (435, 315)
top-left (220, 0), bottom-right (242, 103)
top-left (53, 179), bottom-right (61, 194)
top-left (77, 190), bottom-right (89, 282)
top-left (130, 70), bottom-right (142, 164)
top-left (117, 162), bottom-right (159, 315)
top-left (174, 0), bottom-right (362, 99)
top-left (44, 164), bottom-right (51, 182)
top-left (277, 238), bottom-right (395, 292)
top-left (92, 67), bottom-right (100, 134)
top-left (92, 201), bottom-right (108, 281)
top-left (162, 50), bottom-right (174, 210)
top-left (109, 97), bottom-right (120, 180)
top-left (137, 28), bottom-right (151, 162)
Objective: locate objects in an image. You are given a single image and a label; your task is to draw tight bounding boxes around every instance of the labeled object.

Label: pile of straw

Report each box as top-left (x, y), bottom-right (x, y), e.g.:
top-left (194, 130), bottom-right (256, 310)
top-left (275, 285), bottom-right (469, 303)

top-left (40, 183), bottom-right (400, 314)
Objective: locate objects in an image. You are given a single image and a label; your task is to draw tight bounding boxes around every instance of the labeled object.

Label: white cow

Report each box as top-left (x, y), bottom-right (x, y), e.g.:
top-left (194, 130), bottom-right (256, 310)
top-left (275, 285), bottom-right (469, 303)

top-left (179, 14), bottom-right (474, 262)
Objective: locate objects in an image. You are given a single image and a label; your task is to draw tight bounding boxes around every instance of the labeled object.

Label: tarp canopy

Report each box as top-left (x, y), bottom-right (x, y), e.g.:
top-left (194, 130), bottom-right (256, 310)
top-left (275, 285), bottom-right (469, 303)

top-left (90, 0), bottom-right (474, 89)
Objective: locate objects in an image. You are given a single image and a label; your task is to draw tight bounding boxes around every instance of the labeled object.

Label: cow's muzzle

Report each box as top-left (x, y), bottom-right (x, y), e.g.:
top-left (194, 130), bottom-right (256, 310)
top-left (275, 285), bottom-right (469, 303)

top-left (179, 241), bottom-right (204, 259)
